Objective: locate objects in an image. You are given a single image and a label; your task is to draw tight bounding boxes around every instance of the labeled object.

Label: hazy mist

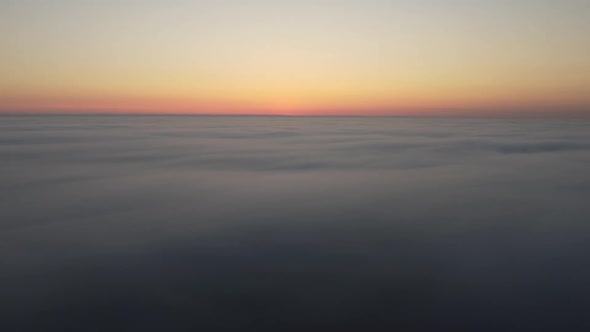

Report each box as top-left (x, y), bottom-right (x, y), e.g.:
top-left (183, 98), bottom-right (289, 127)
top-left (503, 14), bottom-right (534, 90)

top-left (1, 115), bottom-right (590, 331)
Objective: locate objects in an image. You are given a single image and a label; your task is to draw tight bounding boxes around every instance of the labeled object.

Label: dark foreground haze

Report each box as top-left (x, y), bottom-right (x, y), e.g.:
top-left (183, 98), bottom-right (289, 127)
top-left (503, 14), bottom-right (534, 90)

top-left (2, 115), bottom-right (590, 331)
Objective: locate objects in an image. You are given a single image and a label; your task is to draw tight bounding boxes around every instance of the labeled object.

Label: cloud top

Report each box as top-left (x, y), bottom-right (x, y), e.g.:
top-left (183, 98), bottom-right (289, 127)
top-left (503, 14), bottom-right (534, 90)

top-left (1, 115), bottom-right (590, 331)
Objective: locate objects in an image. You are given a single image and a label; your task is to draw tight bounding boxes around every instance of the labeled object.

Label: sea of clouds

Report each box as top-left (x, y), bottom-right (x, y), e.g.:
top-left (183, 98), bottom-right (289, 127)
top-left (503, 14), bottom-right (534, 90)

top-left (1, 115), bottom-right (590, 331)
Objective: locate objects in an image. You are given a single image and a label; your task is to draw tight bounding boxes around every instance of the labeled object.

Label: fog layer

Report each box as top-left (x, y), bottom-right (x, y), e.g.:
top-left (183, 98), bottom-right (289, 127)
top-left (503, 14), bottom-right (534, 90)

top-left (1, 116), bottom-right (590, 331)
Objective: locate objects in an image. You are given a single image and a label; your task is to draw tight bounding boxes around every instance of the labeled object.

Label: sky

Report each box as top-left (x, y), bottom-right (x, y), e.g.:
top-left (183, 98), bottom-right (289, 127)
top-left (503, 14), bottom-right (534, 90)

top-left (1, 0), bottom-right (589, 116)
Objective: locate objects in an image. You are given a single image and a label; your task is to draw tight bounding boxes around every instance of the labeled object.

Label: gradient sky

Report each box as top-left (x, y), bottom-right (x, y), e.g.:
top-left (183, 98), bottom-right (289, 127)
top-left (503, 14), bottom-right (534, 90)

top-left (1, 0), bottom-right (589, 116)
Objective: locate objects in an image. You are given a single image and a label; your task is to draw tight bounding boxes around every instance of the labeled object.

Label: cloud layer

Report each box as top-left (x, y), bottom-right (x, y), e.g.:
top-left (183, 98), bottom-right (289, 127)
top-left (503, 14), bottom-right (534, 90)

top-left (1, 115), bottom-right (590, 331)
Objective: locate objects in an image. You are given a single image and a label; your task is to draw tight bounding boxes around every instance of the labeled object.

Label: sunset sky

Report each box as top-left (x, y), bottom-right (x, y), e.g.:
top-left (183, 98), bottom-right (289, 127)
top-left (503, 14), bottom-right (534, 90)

top-left (1, 0), bottom-right (589, 116)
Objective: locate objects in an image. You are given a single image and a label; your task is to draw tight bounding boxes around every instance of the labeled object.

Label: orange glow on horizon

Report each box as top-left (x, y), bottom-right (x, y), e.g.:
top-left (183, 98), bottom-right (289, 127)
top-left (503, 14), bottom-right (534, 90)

top-left (1, 1), bottom-right (589, 116)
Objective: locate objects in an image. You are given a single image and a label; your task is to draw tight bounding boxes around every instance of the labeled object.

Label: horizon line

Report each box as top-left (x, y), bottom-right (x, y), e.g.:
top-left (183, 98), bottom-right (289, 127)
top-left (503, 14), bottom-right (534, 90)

top-left (1, 112), bottom-right (589, 119)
